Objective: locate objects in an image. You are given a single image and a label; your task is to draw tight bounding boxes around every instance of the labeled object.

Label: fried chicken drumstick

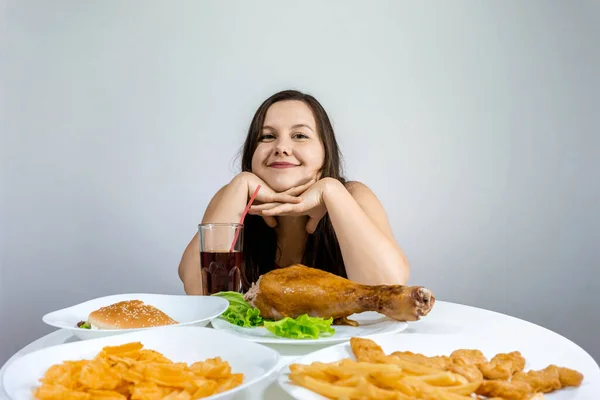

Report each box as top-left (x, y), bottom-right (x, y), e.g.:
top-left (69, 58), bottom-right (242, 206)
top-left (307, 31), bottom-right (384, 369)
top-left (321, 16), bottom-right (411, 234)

top-left (243, 264), bottom-right (435, 324)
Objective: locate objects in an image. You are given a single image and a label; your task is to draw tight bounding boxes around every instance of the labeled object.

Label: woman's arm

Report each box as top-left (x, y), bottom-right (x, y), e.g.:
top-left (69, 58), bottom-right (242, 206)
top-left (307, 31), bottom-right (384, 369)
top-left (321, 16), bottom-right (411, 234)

top-left (178, 172), bottom-right (307, 294)
top-left (323, 180), bottom-right (410, 285)
top-left (178, 175), bottom-right (249, 294)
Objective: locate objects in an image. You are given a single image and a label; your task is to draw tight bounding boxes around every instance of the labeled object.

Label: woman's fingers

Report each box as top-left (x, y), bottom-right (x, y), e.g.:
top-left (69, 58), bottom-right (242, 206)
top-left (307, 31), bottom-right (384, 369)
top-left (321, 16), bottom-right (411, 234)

top-left (261, 203), bottom-right (302, 216)
top-left (262, 215), bottom-right (278, 228)
top-left (282, 179), bottom-right (316, 197)
top-left (255, 178), bottom-right (316, 204)
top-left (250, 203), bottom-right (282, 212)
top-left (249, 203), bottom-right (299, 218)
top-left (248, 203), bottom-right (280, 228)
top-left (269, 192), bottom-right (302, 204)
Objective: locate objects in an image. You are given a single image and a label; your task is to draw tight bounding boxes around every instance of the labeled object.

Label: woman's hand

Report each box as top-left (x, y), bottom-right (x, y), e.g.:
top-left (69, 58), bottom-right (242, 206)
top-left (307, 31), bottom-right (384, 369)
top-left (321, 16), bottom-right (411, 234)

top-left (248, 178), bottom-right (338, 233)
top-left (236, 172), bottom-right (314, 228)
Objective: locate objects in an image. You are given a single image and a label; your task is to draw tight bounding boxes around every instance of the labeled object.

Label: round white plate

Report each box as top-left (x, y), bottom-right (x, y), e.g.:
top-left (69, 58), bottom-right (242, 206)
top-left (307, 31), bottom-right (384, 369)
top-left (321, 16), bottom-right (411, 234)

top-left (277, 332), bottom-right (600, 400)
top-left (42, 293), bottom-right (229, 340)
top-left (2, 326), bottom-right (281, 400)
top-left (210, 311), bottom-right (408, 345)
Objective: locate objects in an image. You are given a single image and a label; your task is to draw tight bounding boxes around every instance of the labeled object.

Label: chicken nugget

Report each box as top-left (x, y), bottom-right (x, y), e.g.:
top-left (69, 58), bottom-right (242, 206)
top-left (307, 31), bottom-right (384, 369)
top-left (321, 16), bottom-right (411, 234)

top-left (479, 351), bottom-right (526, 380)
top-left (512, 365), bottom-right (561, 393)
top-left (450, 349), bottom-right (488, 365)
top-left (390, 351), bottom-right (452, 370)
top-left (450, 358), bottom-right (484, 382)
top-left (349, 338), bottom-right (386, 363)
top-left (475, 379), bottom-right (533, 400)
top-left (556, 365), bottom-right (584, 387)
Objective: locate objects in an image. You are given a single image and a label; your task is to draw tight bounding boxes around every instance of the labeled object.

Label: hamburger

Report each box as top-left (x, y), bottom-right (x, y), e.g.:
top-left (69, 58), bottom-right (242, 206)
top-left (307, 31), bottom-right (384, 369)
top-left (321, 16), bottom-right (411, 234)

top-left (78, 300), bottom-right (178, 330)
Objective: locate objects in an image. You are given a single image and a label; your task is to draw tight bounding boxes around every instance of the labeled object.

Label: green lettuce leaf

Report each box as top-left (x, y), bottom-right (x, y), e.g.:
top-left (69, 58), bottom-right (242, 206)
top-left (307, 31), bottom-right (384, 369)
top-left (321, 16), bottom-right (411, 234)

top-left (212, 291), bottom-right (263, 327)
top-left (212, 292), bottom-right (336, 339)
top-left (263, 314), bottom-right (335, 339)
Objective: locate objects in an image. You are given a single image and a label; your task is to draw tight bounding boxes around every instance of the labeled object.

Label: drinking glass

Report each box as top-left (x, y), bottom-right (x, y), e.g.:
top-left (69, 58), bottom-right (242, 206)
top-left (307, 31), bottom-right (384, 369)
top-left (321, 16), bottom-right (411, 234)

top-left (198, 223), bottom-right (243, 295)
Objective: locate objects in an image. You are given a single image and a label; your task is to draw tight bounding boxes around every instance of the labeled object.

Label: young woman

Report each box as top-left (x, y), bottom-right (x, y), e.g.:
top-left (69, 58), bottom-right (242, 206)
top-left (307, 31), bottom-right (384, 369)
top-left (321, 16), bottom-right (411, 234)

top-left (178, 90), bottom-right (410, 295)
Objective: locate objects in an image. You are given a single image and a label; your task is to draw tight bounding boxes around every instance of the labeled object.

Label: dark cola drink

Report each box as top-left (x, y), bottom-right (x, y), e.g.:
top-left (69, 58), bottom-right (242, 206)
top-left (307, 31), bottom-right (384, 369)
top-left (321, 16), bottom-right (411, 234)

top-left (200, 251), bottom-right (243, 295)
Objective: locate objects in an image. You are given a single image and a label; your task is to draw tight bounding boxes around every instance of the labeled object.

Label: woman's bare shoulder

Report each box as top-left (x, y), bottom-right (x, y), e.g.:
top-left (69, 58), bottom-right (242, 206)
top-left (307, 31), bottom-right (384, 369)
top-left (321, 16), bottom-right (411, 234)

top-left (343, 180), bottom-right (372, 194)
top-left (341, 180), bottom-right (395, 239)
top-left (341, 180), bottom-right (385, 207)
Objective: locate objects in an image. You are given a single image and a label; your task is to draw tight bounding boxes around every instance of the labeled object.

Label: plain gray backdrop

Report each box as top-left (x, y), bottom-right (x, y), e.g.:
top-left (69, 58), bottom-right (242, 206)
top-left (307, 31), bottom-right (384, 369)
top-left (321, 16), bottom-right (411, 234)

top-left (1, 0), bottom-right (599, 365)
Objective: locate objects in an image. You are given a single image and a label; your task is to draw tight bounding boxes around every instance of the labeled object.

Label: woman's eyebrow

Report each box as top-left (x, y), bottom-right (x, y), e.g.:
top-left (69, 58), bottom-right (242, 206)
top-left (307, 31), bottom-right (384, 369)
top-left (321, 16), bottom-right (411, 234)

top-left (291, 124), bottom-right (314, 132)
top-left (262, 124), bottom-right (314, 132)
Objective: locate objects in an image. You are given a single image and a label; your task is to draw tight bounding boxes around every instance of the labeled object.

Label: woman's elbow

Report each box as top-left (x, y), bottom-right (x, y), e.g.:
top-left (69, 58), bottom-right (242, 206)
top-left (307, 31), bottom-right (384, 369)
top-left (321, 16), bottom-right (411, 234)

top-left (349, 259), bottom-right (409, 286)
top-left (383, 255), bottom-right (411, 285)
top-left (398, 262), bottom-right (410, 285)
top-left (395, 247), bottom-right (411, 284)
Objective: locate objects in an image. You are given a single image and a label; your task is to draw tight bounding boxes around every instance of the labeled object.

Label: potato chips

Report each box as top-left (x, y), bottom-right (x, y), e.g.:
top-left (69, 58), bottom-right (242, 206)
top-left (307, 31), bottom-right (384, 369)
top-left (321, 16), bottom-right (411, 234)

top-left (34, 342), bottom-right (244, 400)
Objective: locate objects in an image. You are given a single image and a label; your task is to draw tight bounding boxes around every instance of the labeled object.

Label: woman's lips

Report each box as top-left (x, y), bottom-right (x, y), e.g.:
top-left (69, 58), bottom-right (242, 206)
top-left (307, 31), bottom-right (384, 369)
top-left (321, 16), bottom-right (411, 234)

top-left (269, 162), bottom-right (299, 169)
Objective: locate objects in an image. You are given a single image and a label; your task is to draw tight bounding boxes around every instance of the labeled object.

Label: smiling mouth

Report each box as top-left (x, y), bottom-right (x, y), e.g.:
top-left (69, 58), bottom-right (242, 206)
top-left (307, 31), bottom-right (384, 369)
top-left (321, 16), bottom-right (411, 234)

top-left (269, 162), bottom-right (299, 169)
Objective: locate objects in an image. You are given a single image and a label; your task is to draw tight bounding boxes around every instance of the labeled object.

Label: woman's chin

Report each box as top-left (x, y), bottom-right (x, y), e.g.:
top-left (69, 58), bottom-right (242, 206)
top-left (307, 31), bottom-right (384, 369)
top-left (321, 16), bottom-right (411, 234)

top-left (269, 182), bottom-right (295, 192)
top-left (262, 176), bottom-right (306, 193)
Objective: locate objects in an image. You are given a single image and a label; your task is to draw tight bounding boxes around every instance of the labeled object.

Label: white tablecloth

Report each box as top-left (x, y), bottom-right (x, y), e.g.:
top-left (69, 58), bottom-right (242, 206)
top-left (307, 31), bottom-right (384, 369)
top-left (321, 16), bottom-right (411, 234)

top-left (1, 301), bottom-right (599, 399)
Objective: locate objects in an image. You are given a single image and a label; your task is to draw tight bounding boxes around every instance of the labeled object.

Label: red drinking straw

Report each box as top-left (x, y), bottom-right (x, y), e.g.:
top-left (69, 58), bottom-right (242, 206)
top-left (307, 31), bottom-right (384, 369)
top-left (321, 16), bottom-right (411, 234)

top-left (229, 185), bottom-right (261, 252)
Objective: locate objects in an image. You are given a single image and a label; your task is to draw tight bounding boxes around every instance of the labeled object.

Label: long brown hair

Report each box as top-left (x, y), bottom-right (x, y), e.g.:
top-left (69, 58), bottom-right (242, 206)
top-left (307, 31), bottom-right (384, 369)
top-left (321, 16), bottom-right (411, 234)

top-left (239, 89), bottom-right (347, 289)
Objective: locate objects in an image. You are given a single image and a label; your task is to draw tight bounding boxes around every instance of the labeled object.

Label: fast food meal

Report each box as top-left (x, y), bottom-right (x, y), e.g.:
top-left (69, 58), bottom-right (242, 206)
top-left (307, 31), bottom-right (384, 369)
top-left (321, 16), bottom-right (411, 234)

top-left (244, 265), bottom-right (435, 325)
top-left (76, 300), bottom-right (178, 330)
top-left (287, 337), bottom-right (584, 399)
top-left (34, 341), bottom-right (244, 400)
top-left (212, 264), bottom-right (434, 340)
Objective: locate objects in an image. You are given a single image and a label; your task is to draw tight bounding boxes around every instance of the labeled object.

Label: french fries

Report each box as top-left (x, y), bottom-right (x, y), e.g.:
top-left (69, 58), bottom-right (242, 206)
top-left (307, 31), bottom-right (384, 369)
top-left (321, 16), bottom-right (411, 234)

top-left (34, 342), bottom-right (244, 400)
top-left (288, 337), bottom-right (584, 399)
top-left (289, 357), bottom-right (479, 399)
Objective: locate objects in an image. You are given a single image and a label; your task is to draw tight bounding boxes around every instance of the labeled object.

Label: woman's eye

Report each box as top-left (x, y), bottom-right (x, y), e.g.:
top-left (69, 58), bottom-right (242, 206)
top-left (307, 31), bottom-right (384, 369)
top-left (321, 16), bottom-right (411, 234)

top-left (293, 133), bottom-right (309, 139)
top-left (259, 133), bottom-right (275, 141)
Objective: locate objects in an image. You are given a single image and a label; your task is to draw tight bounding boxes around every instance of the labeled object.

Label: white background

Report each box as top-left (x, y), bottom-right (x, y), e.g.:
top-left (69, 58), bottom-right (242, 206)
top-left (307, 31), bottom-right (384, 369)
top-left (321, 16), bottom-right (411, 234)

top-left (1, 0), bottom-right (599, 364)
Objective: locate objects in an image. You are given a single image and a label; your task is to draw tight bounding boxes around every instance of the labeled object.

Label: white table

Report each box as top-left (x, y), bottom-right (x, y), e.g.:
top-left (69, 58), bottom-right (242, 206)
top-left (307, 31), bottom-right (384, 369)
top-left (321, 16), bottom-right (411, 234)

top-left (1, 301), bottom-right (599, 399)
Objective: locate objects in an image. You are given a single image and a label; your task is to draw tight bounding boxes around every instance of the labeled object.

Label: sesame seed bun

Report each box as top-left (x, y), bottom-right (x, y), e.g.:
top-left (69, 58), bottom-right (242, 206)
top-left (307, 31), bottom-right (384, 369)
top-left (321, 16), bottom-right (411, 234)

top-left (87, 300), bottom-right (178, 329)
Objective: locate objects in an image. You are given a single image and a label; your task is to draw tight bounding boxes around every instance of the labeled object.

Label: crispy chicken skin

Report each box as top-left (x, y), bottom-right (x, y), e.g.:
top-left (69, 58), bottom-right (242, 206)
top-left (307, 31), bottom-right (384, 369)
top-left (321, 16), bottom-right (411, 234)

top-left (243, 264), bottom-right (435, 323)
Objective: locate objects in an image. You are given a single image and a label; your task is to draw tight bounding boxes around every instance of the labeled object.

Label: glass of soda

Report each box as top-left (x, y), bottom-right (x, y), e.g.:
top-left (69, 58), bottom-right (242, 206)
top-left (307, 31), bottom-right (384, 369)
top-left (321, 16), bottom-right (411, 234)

top-left (198, 223), bottom-right (244, 295)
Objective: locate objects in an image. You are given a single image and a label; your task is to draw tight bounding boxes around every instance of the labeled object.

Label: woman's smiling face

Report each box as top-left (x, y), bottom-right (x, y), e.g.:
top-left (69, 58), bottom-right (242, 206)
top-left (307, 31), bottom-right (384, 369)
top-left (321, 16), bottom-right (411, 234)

top-left (251, 100), bottom-right (325, 192)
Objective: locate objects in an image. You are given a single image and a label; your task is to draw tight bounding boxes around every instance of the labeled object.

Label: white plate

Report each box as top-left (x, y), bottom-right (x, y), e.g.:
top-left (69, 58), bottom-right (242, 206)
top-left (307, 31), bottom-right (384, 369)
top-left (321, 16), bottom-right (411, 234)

top-left (42, 293), bottom-right (229, 340)
top-left (277, 333), bottom-right (600, 400)
top-left (210, 311), bottom-right (408, 345)
top-left (2, 326), bottom-right (281, 400)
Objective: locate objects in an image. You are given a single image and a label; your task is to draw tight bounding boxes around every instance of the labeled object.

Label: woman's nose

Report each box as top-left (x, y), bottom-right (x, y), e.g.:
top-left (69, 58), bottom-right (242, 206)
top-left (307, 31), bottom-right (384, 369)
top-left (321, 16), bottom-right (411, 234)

top-left (274, 142), bottom-right (292, 156)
